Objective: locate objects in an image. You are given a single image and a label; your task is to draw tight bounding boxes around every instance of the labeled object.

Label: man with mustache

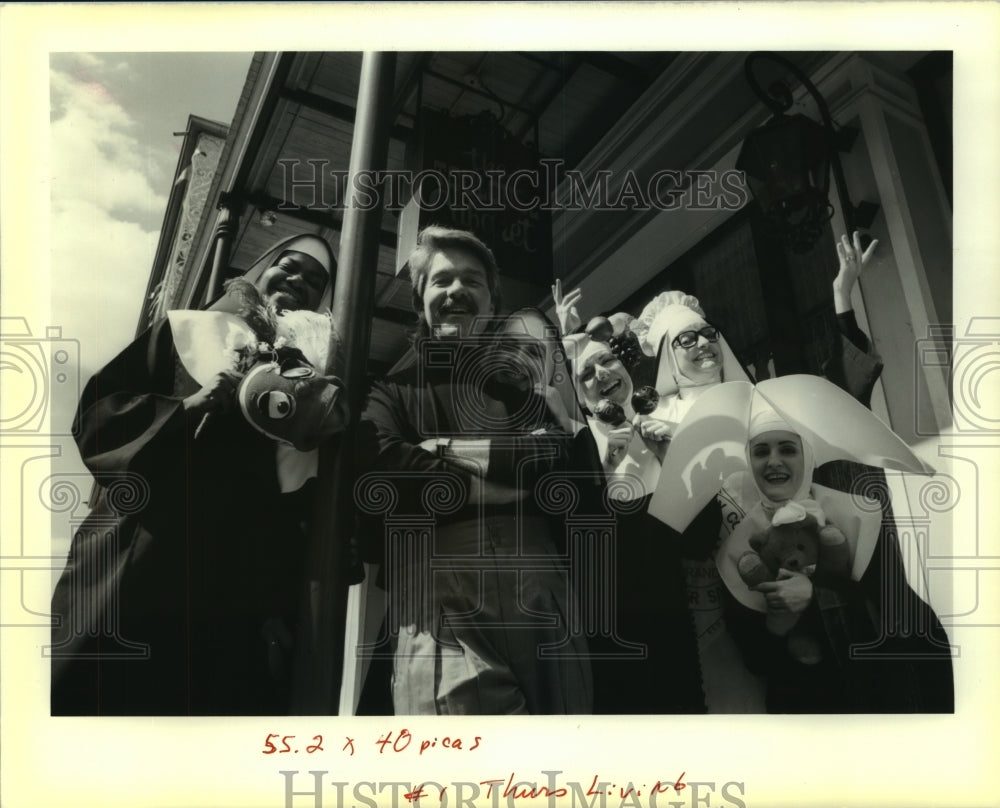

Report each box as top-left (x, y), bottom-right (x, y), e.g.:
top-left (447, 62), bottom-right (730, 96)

top-left (358, 226), bottom-right (597, 715)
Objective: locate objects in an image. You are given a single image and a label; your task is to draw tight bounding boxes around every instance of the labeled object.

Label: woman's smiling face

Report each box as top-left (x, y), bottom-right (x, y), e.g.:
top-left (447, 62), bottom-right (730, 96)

top-left (575, 347), bottom-right (632, 408)
top-left (749, 429), bottom-right (806, 502)
top-left (256, 250), bottom-right (329, 312)
top-left (670, 316), bottom-right (722, 383)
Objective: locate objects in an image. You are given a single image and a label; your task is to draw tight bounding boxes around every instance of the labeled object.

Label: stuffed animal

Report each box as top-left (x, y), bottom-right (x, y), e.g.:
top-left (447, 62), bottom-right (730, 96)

top-left (737, 513), bottom-right (850, 588)
top-left (170, 279), bottom-right (349, 452)
top-left (737, 512), bottom-right (851, 665)
top-left (237, 352), bottom-right (347, 451)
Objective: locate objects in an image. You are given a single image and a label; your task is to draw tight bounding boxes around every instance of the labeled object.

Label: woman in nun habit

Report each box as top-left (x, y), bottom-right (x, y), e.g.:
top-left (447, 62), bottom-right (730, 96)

top-left (654, 379), bottom-right (954, 713)
top-left (727, 398), bottom-right (954, 712)
top-left (556, 232), bottom-right (885, 713)
top-left (565, 301), bottom-right (753, 714)
top-left (50, 234), bottom-right (348, 716)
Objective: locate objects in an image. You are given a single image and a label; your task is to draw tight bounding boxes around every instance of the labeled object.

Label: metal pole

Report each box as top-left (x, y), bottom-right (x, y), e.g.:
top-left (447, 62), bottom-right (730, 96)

top-left (203, 205), bottom-right (237, 306)
top-left (291, 52), bottom-right (397, 714)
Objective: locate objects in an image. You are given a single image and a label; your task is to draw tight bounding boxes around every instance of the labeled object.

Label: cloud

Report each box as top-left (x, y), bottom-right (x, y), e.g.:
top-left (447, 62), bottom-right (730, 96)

top-left (50, 196), bottom-right (160, 371)
top-left (51, 64), bottom-right (172, 224)
top-left (49, 56), bottom-right (171, 378)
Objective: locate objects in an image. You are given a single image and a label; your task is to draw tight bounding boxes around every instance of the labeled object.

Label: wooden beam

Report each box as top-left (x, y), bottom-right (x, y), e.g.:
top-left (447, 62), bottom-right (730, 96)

top-left (239, 190), bottom-right (398, 248)
top-left (281, 86), bottom-right (413, 142)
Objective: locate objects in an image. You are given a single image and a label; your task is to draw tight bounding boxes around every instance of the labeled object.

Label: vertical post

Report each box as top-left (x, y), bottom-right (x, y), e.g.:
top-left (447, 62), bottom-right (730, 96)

top-left (204, 204), bottom-right (238, 306)
top-left (292, 52), bottom-right (397, 714)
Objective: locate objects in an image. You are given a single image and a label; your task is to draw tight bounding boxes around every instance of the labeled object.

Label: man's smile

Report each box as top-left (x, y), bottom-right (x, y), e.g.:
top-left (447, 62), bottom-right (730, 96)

top-left (439, 300), bottom-right (475, 316)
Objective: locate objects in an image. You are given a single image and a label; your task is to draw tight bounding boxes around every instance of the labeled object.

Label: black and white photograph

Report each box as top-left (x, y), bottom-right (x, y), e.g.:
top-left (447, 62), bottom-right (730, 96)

top-left (1, 3), bottom-right (997, 808)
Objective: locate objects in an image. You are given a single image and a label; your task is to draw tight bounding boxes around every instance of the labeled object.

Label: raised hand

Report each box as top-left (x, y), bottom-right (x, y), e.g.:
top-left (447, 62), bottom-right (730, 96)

top-left (833, 231), bottom-right (879, 313)
top-left (184, 370), bottom-right (244, 419)
top-left (551, 278), bottom-right (583, 335)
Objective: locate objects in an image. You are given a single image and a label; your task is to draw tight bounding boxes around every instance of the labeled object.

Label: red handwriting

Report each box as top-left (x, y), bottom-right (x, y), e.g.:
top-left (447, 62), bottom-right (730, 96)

top-left (403, 783), bottom-right (448, 802)
top-left (585, 773), bottom-right (688, 799)
top-left (261, 734), bottom-right (325, 755)
top-left (404, 784), bottom-right (431, 803)
top-left (474, 772), bottom-right (687, 801)
top-left (277, 771), bottom-right (716, 808)
top-left (654, 773), bottom-right (687, 793)
top-left (376, 728), bottom-right (482, 755)
top-left (262, 729), bottom-right (482, 757)
top-left (480, 772), bottom-right (568, 801)
top-left (375, 728), bottom-right (413, 753)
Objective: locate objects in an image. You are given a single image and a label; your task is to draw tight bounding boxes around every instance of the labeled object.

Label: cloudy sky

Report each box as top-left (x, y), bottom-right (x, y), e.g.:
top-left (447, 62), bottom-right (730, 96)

top-left (49, 52), bottom-right (252, 380)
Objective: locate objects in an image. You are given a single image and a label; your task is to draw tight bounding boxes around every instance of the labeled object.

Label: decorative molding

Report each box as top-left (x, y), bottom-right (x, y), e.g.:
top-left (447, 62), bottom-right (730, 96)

top-left (553, 53), bottom-right (745, 254)
top-left (157, 132), bottom-right (225, 316)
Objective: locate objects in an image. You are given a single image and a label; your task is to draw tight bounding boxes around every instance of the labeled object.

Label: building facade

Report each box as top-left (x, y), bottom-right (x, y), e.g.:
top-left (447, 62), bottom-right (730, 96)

top-left (151, 50), bottom-right (955, 713)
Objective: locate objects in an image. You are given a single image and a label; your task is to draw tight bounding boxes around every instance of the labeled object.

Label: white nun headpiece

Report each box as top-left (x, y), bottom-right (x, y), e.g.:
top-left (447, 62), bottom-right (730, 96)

top-left (212, 233), bottom-right (338, 314)
top-left (647, 375), bottom-right (935, 532)
top-left (640, 293), bottom-right (748, 398)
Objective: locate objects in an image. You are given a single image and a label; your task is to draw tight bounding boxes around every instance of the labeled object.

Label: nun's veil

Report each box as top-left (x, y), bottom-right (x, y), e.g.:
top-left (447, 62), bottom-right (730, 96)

top-left (745, 395), bottom-right (816, 511)
top-left (645, 296), bottom-right (748, 399)
top-left (171, 233), bottom-right (339, 494)
top-left (211, 233), bottom-right (338, 313)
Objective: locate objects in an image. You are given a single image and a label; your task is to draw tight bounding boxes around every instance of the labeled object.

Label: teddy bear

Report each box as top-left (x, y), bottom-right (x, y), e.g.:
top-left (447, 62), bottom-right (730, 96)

top-left (737, 512), bottom-right (851, 664)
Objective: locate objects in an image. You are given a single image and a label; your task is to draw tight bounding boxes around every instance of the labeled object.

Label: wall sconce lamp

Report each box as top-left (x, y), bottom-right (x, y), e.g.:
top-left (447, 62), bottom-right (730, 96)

top-left (736, 52), bottom-right (878, 253)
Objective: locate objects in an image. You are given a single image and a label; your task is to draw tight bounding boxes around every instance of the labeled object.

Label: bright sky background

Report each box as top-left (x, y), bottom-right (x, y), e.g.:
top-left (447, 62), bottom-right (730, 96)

top-left (36, 50), bottom-right (252, 565)
top-left (49, 52), bottom-right (252, 381)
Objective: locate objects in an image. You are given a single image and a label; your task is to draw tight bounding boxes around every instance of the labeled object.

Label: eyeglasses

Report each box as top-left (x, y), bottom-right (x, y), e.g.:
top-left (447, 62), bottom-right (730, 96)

top-left (671, 326), bottom-right (720, 349)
